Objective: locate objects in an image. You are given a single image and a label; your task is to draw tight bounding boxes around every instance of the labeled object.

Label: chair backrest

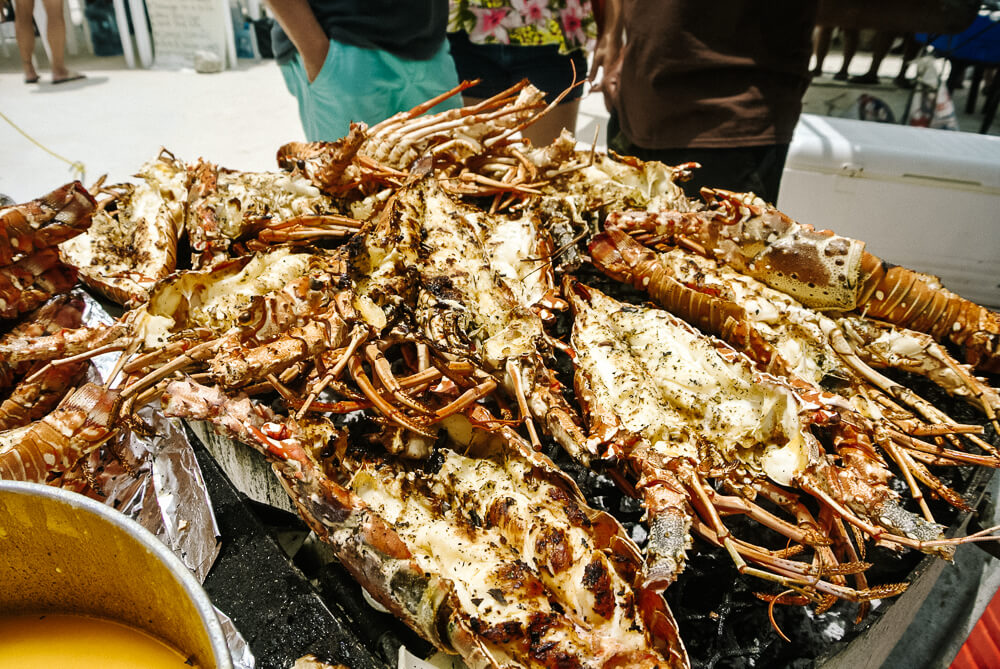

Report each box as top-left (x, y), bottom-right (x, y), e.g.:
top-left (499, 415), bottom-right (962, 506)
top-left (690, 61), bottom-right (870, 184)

top-left (0, 1), bottom-right (16, 57)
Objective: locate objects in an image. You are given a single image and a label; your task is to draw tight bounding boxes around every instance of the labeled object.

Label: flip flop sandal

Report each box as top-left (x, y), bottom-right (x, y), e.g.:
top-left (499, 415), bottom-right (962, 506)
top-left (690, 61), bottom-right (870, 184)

top-left (849, 73), bottom-right (880, 85)
top-left (25, 76), bottom-right (39, 84)
top-left (53, 73), bottom-right (86, 84)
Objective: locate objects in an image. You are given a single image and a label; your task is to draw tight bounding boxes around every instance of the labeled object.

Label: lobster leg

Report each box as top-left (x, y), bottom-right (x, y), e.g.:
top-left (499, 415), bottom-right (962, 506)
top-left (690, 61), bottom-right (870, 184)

top-left (347, 355), bottom-right (436, 439)
top-left (1, 322), bottom-right (127, 367)
top-left (691, 518), bottom-right (907, 605)
top-left (429, 377), bottom-right (497, 422)
top-left (890, 429), bottom-right (1000, 468)
top-left (255, 214), bottom-right (361, 245)
top-left (839, 315), bottom-right (1000, 435)
top-left (119, 338), bottom-right (220, 400)
top-left (298, 328), bottom-right (369, 418)
top-left (685, 481), bottom-right (832, 603)
top-left (210, 312), bottom-right (348, 388)
top-left (825, 322), bottom-right (992, 441)
top-left (753, 482), bottom-right (857, 603)
top-left (506, 359), bottom-right (542, 449)
top-left (710, 488), bottom-right (832, 549)
top-left (635, 467), bottom-right (693, 590)
top-left (799, 481), bottom-right (995, 557)
top-left (823, 510), bottom-right (872, 621)
top-left (364, 343), bottom-right (435, 416)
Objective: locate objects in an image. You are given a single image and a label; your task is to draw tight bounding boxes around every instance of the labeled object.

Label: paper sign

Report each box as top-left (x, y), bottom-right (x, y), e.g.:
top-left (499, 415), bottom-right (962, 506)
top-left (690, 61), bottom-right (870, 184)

top-left (145, 0), bottom-right (228, 69)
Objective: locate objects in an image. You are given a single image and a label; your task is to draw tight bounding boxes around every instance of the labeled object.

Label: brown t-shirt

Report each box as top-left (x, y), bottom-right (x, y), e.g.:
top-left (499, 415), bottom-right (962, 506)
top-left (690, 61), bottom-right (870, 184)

top-left (613, 0), bottom-right (817, 149)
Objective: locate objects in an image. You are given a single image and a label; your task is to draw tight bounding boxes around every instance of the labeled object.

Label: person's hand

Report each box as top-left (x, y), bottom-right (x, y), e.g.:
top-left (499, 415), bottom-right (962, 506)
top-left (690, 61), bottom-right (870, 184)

top-left (301, 39), bottom-right (329, 83)
top-left (589, 36), bottom-right (623, 112)
top-left (265, 0), bottom-right (329, 83)
top-left (589, 0), bottom-right (624, 112)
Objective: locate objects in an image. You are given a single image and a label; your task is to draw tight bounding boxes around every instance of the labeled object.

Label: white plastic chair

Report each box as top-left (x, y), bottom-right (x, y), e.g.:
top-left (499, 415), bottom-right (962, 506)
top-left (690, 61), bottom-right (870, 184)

top-left (0, 19), bottom-right (15, 58)
top-left (29, 0), bottom-right (151, 68)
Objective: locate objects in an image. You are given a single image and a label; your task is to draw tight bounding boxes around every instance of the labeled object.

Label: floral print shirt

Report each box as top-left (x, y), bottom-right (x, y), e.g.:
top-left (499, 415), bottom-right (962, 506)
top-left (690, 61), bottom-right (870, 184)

top-left (448, 0), bottom-right (596, 54)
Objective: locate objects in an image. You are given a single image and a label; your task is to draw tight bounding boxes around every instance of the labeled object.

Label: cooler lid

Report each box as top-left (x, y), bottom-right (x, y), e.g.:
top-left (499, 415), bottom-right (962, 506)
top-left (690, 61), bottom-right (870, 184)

top-left (787, 114), bottom-right (1000, 191)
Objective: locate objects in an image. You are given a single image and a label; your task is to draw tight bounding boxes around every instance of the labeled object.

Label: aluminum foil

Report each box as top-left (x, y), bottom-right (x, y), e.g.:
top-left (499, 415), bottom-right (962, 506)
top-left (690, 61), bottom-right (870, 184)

top-left (398, 648), bottom-right (465, 669)
top-left (77, 290), bottom-right (254, 668)
top-left (218, 606), bottom-right (257, 669)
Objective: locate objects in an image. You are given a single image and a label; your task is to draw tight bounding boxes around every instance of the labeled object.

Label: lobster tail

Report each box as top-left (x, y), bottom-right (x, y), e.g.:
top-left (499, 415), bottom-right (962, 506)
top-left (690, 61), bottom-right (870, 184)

top-left (0, 181), bottom-right (97, 266)
top-left (0, 382), bottom-right (119, 484)
top-left (590, 230), bottom-right (752, 346)
top-left (160, 379), bottom-right (460, 650)
top-left (857, 252), bottom-right (1000, 372)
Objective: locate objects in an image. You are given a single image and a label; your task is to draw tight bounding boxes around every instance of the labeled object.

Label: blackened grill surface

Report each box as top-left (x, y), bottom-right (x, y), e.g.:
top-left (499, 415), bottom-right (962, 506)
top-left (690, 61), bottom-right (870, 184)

top-left (194, 434), bottom-right (391, 669)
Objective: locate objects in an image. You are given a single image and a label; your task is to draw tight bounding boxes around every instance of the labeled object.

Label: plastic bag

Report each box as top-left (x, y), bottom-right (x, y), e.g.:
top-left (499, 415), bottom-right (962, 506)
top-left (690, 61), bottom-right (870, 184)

top-left (905, 54), bottom-right (960, 130)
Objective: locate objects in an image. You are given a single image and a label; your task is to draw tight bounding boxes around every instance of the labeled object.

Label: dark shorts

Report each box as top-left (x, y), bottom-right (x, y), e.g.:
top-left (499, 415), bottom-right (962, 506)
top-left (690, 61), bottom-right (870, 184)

top-left (447, 30), bottom-right (587, 104)
top-left (608, 111), bottom-right (791, 204)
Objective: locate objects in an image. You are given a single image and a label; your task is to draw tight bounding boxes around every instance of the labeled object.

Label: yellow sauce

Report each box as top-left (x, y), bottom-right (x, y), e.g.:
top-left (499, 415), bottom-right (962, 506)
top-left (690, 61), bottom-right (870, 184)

top-left (0, 613), bottom-right (196, 668)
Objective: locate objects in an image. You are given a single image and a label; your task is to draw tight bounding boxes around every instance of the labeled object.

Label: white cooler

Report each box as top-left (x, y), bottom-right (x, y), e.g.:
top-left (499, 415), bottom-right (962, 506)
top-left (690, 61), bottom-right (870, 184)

top-left (778, 114), bottom-right (1000, 309)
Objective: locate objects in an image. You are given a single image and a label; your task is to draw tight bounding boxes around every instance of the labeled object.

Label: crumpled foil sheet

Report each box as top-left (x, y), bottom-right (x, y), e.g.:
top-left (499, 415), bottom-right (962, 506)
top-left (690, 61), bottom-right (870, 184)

top-left (218, 607), bottom-right (257, 669)
top-left (78, 290), bottom-right (255, 669)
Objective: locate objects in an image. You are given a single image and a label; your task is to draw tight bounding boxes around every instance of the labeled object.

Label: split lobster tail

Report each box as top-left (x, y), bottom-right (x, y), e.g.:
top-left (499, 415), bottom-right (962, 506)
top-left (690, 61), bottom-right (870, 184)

top-left (158, 379), bottom-right (461, 651)
top-left (267, 438), bottom-right (462, 655)
top-left (162, 379), bottom-right (690, 668)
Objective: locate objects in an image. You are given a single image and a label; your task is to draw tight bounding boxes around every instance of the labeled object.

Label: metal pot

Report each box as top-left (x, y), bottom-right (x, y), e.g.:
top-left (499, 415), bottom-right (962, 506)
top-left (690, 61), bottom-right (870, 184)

top-left (0, 481), bottom-right (232, 669)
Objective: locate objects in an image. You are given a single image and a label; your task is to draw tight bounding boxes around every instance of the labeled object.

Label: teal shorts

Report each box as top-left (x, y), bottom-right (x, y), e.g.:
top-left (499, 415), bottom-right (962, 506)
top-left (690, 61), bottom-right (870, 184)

top-left (280, 39), bottom-right (462, 142)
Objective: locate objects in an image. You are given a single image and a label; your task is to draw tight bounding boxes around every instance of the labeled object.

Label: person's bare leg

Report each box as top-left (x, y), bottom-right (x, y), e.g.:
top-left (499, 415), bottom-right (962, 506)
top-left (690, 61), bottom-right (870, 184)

top-left (894, 33), bottom-right (919, 86)
top-left (14, 0), bottom-right (39, 82)
top-left (834, 29), bottom-right (859, 80)
top-left (812, 26), bottom-right (832, 76)
top-left (462, 95), bottom-right (581, 147)
top-left (41, 0), bottom-right (70, 80)
top-left (852, 31), bottom-right (894, 83)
